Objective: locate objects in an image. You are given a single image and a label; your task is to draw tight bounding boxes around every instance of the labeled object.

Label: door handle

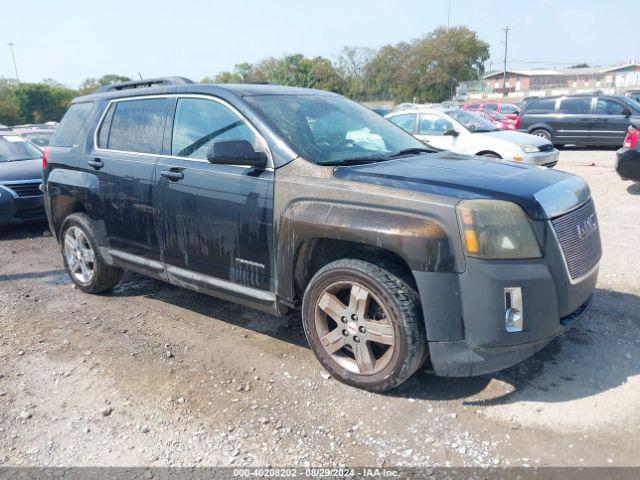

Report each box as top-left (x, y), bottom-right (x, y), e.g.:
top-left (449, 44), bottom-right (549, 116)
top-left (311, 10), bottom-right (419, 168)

top-left (88, 158), bottom-right (104, 169)
top-left (160, 170), bottom-right (184, 181)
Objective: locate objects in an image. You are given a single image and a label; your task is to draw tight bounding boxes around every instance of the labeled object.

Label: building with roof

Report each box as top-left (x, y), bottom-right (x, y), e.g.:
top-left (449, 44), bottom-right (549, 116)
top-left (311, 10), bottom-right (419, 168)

top-left (462, 62), bottom-right (640, 99)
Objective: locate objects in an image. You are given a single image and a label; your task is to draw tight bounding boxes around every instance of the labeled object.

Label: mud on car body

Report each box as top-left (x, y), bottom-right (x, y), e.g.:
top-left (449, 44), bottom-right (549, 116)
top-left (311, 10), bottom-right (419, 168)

top-left (43, 78), bottom-right (601, 391)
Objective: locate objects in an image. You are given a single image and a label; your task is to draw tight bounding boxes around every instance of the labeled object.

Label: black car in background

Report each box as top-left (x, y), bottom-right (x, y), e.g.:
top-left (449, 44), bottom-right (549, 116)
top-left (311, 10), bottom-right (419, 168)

top-left (0, 128), bottom-right (45, 226)
top-left (516, 94), bottom-right (640, 147)
top-left (616, 118), bottom-right (640, 184)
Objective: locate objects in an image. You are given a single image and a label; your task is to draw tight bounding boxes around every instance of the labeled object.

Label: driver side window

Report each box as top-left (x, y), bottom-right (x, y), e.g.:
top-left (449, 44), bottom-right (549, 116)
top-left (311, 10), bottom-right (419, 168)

top-left (171, 98), bottom-right (256, 159)
top-left (419, 114), bottom-right (454, 135)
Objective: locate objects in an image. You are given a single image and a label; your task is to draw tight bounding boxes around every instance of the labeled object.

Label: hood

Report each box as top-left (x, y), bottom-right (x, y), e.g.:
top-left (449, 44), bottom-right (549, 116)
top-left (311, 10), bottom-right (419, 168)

top-left (478, 130), bottom-right (551, 147)
top-left (0, 159), bottom-right (43, 183)
top-left (333, 152), bottom-right (587, 220)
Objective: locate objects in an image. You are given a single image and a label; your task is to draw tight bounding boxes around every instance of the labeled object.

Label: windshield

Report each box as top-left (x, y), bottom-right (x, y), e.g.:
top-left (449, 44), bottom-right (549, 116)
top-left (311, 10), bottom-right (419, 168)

top-left (447, 109), bottom-right (500, 132)
top-left (0, 135), bottom-right (42, 162)
top-left (244, 94), bottom-right (431, 165)
top-left (622, 96), bottom-right (640, 112)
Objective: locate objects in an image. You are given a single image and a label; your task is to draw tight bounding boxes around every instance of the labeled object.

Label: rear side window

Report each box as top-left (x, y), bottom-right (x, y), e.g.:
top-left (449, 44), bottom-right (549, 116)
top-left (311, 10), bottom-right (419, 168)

top-left (50, 102), bottom-right (94, 147)
top-left (526, 98), bottom-right (556, 114)
top-left (99, 98), bottom-right (169, 154)
top-left (389, 113), bottom-right (416, 132)
top-left (558, 97), bottom-right (592, 115)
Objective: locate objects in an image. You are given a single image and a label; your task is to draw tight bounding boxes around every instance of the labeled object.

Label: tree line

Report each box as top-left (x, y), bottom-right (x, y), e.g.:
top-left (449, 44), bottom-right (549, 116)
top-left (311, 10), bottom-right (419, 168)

top-left (0, 26), bottom-right (489, 125)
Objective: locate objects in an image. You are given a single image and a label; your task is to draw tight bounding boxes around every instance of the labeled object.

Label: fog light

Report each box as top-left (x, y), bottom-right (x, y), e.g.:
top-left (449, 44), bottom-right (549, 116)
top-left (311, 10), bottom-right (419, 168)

top-left (504, 287), bottom-right (524, 332)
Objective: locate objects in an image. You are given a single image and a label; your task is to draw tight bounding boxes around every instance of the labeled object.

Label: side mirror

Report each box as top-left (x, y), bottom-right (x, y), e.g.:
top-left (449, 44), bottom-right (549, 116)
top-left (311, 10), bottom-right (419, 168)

top-left (207, 140), bottom-right (267, 168)
top-left (443, 129), bottom-right (459, 137)
top-left (622, 107), bottom-right (632, 117)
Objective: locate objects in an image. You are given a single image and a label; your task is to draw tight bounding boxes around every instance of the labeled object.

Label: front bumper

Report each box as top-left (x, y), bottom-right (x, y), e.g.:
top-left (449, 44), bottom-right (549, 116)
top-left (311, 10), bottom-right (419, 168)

top-left (412, 251), bottom-right (598, 377)
top-left (513, 149), bottom-right (559, 167)
top-left (0, 186), bottom-right (46, 226)
top-left (616, 147), bottom-right (640, 182)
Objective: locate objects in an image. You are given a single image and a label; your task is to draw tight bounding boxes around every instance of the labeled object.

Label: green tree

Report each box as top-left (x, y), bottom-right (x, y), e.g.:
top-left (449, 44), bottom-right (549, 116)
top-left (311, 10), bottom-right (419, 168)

top-left (13, 83), bottom-right (76, 123)
top-left (79, 74), bottom-right (131, 94)
top-left (366, 27), bottom-right (489, 103)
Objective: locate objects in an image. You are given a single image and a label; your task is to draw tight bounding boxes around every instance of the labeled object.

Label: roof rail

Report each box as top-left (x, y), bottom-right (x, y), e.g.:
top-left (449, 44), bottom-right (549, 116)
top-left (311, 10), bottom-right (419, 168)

top-left (95, 77), bottom-right (194, 93)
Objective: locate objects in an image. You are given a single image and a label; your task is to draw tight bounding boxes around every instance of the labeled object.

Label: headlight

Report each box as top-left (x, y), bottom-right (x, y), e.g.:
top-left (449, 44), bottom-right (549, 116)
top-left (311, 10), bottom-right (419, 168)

top-left (517, 144), bottom-right (539, 153)
top-left (457, 200), bottom-right (542, 259)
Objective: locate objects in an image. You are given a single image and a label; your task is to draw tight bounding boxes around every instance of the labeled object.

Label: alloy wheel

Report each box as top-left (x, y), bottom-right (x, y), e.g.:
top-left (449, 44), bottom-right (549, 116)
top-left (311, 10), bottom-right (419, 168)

top-left (314, 281), bottom-right (395, 375)
top-left (63, 226), bottom-right (96, 284)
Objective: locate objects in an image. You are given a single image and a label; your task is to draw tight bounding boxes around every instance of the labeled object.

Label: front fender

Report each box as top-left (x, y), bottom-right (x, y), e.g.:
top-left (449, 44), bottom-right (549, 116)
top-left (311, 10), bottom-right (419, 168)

top-left (276, 199), bottom-right (456, 302)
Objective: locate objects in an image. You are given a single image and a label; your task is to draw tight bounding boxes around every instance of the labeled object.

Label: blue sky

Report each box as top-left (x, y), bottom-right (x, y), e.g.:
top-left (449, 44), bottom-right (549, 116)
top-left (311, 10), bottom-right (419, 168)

top-left (1, 0), bottom-right (635, 88)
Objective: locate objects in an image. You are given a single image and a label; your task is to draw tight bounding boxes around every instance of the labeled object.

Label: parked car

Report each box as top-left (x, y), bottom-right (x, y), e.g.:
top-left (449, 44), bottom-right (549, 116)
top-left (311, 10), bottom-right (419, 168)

top-left (386, 107), bottom-right (559, 167)
top-left (516, 94), bottom-right (640, 147)
top-left (464, 107), bottom-right (516, 130)
top-left (625, 89), bottom-right (640, 104)
top-left (616, 118), bottom-right (640, 183)
top-left (462, 102), bottom-right (520, 120)
top-left (0, 128), bottom-right (45, 226)
top-left (11, 124), bottom-right (58, 147)
top-left (44, 78), bottom-right (600, 391)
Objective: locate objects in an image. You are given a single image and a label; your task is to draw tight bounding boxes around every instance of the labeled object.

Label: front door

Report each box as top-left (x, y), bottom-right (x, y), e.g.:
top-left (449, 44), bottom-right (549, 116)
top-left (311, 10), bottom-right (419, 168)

top-left (155, 97), bottom-right (274, 292)
top-left (91, 97), bottom-right (171, 261)
top-left (591, 98), bottom-right (632, 146)
top-left (415, 113), bottom-right (460, 151)
top-left (553, 96), bottom-right (593, 144)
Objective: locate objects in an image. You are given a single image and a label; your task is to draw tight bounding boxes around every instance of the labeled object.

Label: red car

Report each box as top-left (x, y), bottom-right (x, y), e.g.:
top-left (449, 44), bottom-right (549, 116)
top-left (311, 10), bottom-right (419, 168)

top-left (463, 102), bottom-right (521, 121)
top-left (616, 119), bottom-right (640, 184)
top-left (465, 108), bottom-right (516, 130)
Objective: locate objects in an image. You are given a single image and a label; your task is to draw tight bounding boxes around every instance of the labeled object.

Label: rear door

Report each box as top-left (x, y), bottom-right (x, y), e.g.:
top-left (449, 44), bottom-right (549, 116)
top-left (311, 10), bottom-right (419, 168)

top-left (154, 96), bottom-right (274, 292)
top-left (591, 97), bottom-right (631, 146)
top-left (554, 97), bottom-right (594, 144)
top-left (92, 97), bottom-right (170, 263)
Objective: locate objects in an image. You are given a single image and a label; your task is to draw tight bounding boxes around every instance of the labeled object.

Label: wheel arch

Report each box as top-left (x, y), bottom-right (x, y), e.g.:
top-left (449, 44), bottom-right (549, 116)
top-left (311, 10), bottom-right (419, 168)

top-left (276, 201), bottom-right (457, 305)
top-left (475, 150), bottom-right (502, 158)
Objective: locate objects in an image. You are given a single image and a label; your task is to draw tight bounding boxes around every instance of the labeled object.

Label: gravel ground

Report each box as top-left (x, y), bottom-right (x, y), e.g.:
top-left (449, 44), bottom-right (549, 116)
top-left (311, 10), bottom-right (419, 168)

top-left (0, 148), bottom-right (638, 467)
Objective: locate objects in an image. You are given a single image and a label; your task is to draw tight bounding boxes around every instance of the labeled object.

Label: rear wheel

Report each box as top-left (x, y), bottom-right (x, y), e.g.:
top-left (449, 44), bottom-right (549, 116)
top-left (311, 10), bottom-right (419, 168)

top-left (531, 128), bottom-right (552, 142)
top-left (61, 213), bottom-right (123, 293)
top-left (302, 259), bottom-right (427, 392)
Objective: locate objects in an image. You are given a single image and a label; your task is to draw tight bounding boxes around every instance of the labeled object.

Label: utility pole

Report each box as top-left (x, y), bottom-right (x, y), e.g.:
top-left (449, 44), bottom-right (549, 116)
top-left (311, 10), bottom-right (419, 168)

top-left (502, 26), bottom-right (510, 97)
top-left (8, 42), bottom-right (20, 84)
top-left (447, 0), bottom-right (451, 29)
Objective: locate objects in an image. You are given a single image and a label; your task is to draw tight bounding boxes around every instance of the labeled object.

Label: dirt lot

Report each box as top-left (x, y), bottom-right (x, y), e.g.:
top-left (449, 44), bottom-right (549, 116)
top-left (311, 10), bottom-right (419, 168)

top-left (1, 149), bottom-right (639, 467)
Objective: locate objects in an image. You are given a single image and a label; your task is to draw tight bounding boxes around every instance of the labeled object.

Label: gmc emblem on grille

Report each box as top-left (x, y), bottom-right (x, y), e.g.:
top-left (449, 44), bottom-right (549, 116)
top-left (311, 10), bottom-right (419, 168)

top-left (576, 214), bottom-right (598, 240)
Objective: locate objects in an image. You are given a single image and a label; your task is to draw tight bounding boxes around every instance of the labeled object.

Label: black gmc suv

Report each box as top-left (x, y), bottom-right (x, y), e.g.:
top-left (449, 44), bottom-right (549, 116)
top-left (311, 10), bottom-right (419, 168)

top-left (517, 94), bottom-right (640, 147)
top-left (44, 78), bottom-right (601, 391)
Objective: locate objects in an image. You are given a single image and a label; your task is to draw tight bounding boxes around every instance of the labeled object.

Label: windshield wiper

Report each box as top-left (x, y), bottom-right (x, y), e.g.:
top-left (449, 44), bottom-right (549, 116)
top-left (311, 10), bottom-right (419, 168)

top-left (387, 147), bottom-right (435, 158)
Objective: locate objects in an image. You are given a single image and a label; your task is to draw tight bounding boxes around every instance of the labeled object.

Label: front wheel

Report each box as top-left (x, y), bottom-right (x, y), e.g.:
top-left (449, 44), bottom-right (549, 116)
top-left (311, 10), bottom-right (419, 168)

top-left (302, 259), bottom-right (427, 392)
top-left (531, 128), bottom-right (552, 142)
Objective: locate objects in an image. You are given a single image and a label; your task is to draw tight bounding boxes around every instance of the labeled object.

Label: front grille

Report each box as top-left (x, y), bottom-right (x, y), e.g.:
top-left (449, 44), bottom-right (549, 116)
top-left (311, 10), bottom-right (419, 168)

top-left (539, 144), bottom-right (555, 152)
top-left (3, 182), bottom-right (42, 197)
top-left (551, 199), bottom-right (602, 280)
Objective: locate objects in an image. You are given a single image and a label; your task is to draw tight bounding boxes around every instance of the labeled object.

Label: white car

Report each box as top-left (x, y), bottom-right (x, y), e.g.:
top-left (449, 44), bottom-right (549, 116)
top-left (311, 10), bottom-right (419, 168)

top-left (386, 107), bottom-right (559, 167)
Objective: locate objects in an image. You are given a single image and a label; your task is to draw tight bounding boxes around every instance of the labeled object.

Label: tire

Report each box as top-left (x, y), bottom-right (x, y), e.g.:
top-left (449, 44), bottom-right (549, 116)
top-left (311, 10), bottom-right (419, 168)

top-left (302, 259), bottom-right (427, 392)
top-left (480, 152), bottom-right (501, 158)
top-left (531, 128), bottom-right (552, 142)
top-left (60, 213), bottom-right (123, 293)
